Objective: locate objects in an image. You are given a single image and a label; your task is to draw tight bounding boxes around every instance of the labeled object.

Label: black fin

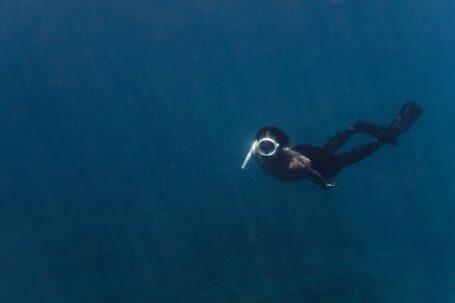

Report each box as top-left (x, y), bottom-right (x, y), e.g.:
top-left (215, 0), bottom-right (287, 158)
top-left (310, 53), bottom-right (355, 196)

top-left (378, 102), bottom-right (423, 145)
top-left (389, 102), bottom-right (423, 136)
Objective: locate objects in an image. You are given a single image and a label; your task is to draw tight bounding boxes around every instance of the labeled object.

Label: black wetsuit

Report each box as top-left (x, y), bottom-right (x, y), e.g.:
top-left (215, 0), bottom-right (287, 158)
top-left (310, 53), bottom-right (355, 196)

top-left (257, 122), bottom-right (388, 188)
top-left (253, 102), bottom-right (422, 189)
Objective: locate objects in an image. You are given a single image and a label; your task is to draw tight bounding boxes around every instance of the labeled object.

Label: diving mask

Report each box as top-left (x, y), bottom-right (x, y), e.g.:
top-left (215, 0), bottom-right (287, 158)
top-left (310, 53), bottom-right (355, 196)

top-left (241, 137), bottom-right (280, 169)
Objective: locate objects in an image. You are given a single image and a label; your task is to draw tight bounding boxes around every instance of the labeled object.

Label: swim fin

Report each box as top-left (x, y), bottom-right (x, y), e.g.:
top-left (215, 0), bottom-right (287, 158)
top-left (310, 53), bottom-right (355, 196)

top-left (378, 102), bottom-right (423, 145)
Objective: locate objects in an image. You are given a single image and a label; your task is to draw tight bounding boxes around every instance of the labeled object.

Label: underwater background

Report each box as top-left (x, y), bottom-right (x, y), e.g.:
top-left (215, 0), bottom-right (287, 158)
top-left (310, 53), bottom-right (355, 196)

top-left (1, 0), bottom-right (455, 302)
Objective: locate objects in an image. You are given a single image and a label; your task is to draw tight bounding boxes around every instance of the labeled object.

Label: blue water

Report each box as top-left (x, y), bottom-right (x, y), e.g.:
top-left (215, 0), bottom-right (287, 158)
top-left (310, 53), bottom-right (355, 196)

top-left (1, 0), bottom-right (455, 302)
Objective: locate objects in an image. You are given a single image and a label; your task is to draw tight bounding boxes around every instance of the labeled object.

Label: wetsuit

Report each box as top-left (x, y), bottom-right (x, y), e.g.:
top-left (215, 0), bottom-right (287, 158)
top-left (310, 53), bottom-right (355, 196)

top-left (257, 122), bottom-right (383, 186)
top-left (254, 102), bottom-right (422, 189)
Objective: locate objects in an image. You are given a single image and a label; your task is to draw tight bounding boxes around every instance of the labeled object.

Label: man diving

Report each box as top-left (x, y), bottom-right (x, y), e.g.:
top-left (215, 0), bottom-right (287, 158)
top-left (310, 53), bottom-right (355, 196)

top-left (241, 102), bottom-right (423, 189)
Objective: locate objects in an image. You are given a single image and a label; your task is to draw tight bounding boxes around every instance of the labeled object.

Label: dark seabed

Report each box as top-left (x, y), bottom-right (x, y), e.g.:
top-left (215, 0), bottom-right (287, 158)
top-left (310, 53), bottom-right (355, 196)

top-left (1, 0), bottom-right (455, 302)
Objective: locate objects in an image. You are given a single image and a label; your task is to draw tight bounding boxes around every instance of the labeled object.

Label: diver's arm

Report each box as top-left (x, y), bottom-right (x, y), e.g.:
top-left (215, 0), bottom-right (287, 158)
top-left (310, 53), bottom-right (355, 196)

top-left (283, 147), bottom-right (312, 166)
top-left (284, 148), bottom-right (335, 190)
top-left (304, 168), bottom-right (336, 190)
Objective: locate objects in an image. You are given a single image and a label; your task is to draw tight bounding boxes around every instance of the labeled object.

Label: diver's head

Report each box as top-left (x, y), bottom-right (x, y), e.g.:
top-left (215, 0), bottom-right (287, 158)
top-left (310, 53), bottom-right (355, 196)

top-left (241, 126), bottom-right (289, 169)
top-left (255, 126), bottom-right (289, 147)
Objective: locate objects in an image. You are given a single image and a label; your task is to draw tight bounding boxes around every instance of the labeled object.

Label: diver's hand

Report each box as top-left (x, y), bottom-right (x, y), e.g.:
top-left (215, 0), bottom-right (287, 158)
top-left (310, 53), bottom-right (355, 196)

top-left (324, 180), bottom-right (336, 190)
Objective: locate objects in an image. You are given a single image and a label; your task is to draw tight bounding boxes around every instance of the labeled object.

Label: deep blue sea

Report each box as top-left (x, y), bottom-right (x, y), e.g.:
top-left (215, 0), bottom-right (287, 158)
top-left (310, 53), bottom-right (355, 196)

top-left (1, 0), bottom-right (455, 302)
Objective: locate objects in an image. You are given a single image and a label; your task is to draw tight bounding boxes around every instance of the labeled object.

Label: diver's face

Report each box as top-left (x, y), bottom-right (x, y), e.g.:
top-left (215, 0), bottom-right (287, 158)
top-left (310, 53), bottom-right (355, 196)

top-left (256, 137), bottom-right (280, 159)
top-left (258, 140), bottom-right (276, 155)
top-left (241, 136), bottom-right (281, 169)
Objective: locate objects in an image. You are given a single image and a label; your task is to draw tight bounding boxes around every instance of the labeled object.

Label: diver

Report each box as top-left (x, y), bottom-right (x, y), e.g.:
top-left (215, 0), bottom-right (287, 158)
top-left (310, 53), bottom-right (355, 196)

top-left (241, 102), bottom-right (423, 189)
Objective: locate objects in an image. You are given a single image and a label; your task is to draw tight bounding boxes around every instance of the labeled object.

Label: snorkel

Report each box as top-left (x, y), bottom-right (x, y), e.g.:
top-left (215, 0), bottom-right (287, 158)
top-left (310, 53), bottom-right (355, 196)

top-left (241, 140), bottom-right (257, 169)
top-left (241, 137), bottom-right (280, 169)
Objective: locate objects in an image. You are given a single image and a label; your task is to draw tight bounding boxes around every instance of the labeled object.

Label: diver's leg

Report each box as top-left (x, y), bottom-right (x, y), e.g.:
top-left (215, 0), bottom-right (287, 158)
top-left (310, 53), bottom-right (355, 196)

top-left (326, 103), bottom-right (422, 153)
top-left (353, 121), bottom-right (387, 137)
top-left (335, 141), bottom-right (383, 168)
top-left (352, 103), bottom-right (423, 146)
top-left (352, 121), bottom-right (398, 146)
top-left (323, 128), bottom-right (356, 153)
top-left (323, 121), bottom-right (386, 153)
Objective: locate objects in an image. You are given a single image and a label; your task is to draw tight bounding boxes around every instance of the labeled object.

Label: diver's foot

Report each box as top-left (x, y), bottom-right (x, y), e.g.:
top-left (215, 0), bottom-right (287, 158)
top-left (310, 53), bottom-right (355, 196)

top-left (376, 128), bottom-right (399, 146)
top-left (378, 102), bottom-right (423, 146)
top-left (389, 102), bottom-right (423, 135)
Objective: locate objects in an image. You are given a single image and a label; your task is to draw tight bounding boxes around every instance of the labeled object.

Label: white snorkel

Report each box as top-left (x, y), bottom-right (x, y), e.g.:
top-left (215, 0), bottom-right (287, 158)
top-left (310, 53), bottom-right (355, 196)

top-left (241, 140), bottom-right (257, 169)
top-left (241, 137), bottom-right (280, 169)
